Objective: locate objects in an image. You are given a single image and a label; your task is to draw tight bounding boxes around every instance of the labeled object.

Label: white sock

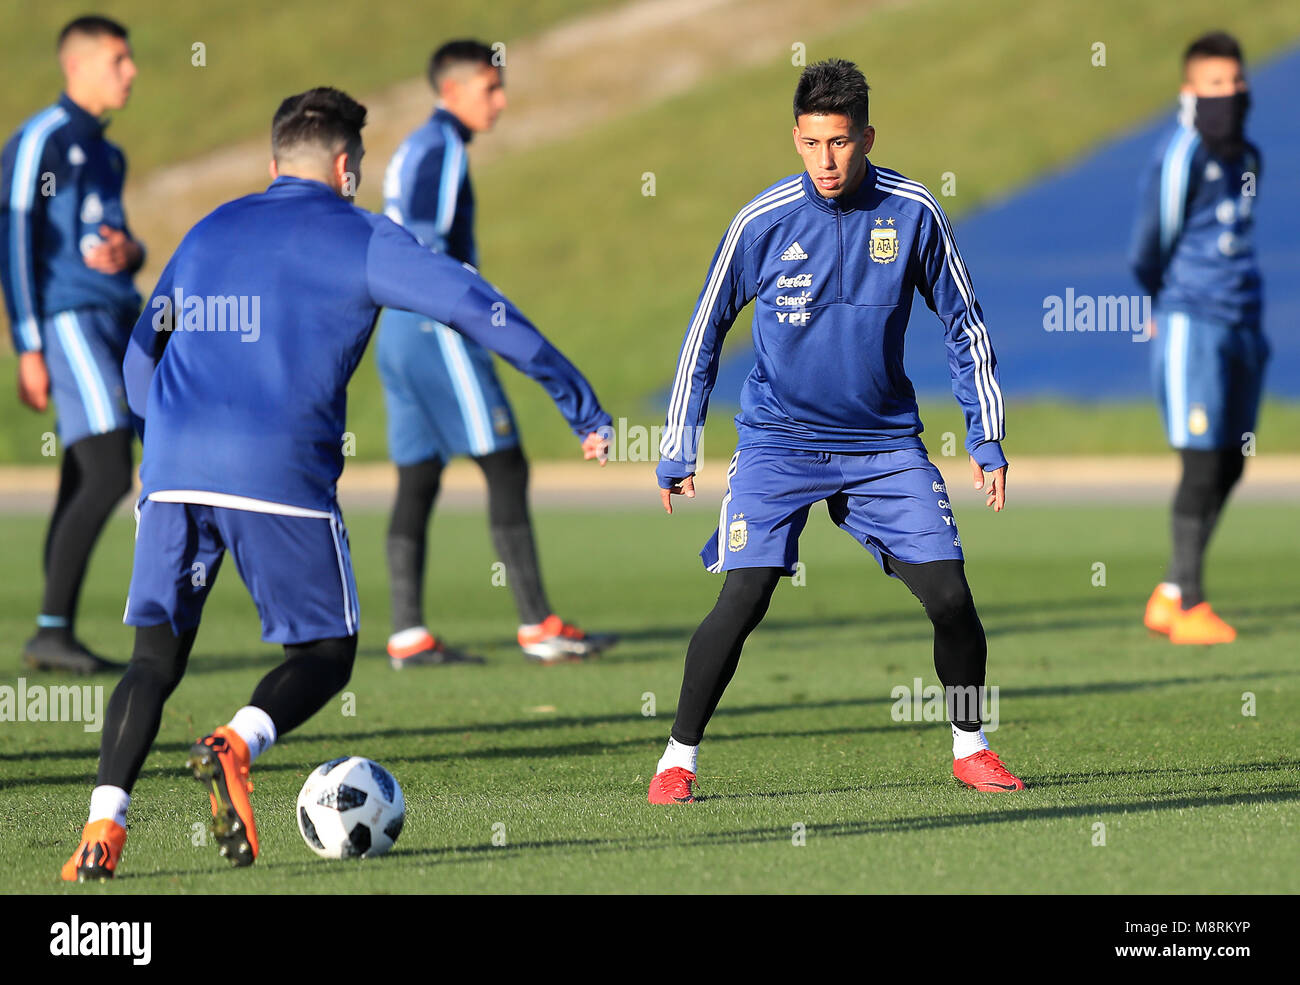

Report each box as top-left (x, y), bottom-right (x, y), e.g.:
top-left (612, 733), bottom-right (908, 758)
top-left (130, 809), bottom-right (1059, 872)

top-left (227, 705), bottom-right (277, 764)
top-left (1157, 582), bottom-right (1181, 599)
top-left (88, 785), bottom-right (130, 827)
top-left (952, 724), bottom-right (990, 760)
top-left (657, 736), bottom-right (698, 775)
top-left (388, 625), bottom-right (431, 648)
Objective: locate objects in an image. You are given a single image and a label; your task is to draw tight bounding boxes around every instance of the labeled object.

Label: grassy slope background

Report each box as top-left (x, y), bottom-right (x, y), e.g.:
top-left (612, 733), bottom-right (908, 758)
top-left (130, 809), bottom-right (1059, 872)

top-left (1, 0), bottom-right (1299, 463)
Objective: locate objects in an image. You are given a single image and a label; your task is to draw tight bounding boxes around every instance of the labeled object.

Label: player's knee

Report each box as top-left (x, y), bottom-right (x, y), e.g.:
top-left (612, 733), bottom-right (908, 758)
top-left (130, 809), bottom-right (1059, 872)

top-left (103, 457), bottom-right (134, 503)
top-left (919, 575), bottom-right (975, 627)
top-left (477, 445), bottom-right (529, 492)
top-left (1216, 449), bottom-right (1245, 494)
top-left (71, 429), bottom-right (134, 506)
top-left (397, 458), bottom-right (443, 502)
top-left (1175, 450), bottom-right (1219, 512)
top-left (128, 625), bottom-right (191, 692)
top-left (285, 636), bottom-right (357, 693)
top-left (477, 446), bottom-right (530, 526)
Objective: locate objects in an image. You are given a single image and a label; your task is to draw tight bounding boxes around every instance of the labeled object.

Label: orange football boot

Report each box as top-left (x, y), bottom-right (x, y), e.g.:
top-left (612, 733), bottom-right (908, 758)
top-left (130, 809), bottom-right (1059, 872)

top-left (1169, 602), bottom-right (1237, 645)
top-left (953, 749), bottom-right (1026, 792)
top-left (519, 614), bottom-right (617, 663)
top-left (186, 726), bottom-right (258, 866)
top-left (60, 818), bottom-right (126, 882)
top-left (387, 627), bottom-right (484, 668)
top-left (1144, 584), bottom-right (1181, 635)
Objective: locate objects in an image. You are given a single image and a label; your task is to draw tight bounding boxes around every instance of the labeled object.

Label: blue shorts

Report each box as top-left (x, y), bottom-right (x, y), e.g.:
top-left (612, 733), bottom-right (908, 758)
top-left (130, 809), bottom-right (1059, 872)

top-left (1152, 311), bottom-right (1268, 450)
top-left (42, 306), bottom-right (133, 446)
top-left (700, 445), bottom-right (964, 575)
top-left (124, 499), bottom-right (360, 644)
top-left (376, 308), bottom-right (518, 465)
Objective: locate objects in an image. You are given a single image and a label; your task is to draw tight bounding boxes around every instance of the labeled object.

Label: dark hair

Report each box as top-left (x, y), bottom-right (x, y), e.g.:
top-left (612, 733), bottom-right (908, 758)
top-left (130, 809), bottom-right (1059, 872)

top-left (794, 58), bottom-right (871, 131)
top-left (1184, 31), bottom-right (1244, 65)
top-left (271, 87), bottom-right (367, 163)
top-left (58, 15), bottom-right (128, 50)
top-left (427, 39), bottom-right (499, 90)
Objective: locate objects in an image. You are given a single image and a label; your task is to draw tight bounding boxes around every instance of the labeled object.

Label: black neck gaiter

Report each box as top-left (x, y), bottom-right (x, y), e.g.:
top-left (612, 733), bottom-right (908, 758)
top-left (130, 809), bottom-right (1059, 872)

top-left (1194, 91), bottom-right (1251, 161)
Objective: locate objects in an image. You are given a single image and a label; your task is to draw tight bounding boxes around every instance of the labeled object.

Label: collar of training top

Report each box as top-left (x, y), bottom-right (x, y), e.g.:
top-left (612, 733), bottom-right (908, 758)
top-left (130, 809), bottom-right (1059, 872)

top-left (431, 106), bottom-right (473, 144)
top-left (58, 92), bottom-right (108, 139)
top-left (801, 158), bottom-right (879, 214)
top-left (265, 174), bottom-right (342, 196)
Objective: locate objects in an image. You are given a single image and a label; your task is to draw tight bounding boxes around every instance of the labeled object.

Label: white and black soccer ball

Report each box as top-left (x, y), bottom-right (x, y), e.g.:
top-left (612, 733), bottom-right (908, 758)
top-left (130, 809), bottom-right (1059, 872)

top-left (297, 757), bottom-right (405, 859)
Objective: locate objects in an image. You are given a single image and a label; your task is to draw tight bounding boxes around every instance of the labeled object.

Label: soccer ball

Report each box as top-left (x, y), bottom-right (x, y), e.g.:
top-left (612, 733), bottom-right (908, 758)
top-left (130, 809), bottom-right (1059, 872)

top-left (296, 757), bottom-right (405, 859)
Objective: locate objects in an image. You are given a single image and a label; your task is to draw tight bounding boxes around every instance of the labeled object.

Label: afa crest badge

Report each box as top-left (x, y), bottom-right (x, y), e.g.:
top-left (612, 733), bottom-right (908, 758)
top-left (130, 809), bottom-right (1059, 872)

top-left (728, 519), bottom-right (748, 552)
top-left (870, 226), bottom-right (900, 264)
top-left (1188, 405), bottom-right (1209, 437)
top-left (492, 406), bottom-right (513, 437)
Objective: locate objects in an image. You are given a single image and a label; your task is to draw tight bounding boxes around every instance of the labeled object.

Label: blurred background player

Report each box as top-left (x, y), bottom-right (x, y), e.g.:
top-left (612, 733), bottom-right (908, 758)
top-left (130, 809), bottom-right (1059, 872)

top-left (1133, 31), bottom-right (1266, 646)
top-left (0, 16), bottom-right (143, 674)
top-left (377, 40), bottom-right (616, 667)
top-left (61, 86), bottom-right (612, 880)
top-left (648, 59), bottom-right (1022, 805)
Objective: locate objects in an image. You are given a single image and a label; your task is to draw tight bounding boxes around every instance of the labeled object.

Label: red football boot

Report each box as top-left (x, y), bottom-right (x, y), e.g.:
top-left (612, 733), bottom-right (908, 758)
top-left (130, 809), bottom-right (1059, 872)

top-left (648, 766), bottom-right (696, 804)
top-left (953, 749), bottom-right (1025, 792)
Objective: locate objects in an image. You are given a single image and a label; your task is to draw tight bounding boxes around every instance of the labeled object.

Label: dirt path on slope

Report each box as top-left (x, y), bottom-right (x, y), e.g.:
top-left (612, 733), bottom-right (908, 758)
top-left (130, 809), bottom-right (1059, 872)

top-left (122, 0), bottom-right (887, 284)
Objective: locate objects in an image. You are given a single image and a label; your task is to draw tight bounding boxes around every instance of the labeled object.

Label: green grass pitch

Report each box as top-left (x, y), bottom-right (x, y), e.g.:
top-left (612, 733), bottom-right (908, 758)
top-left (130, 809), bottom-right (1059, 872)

top-left (1, 500), bottom-right (1296, 894)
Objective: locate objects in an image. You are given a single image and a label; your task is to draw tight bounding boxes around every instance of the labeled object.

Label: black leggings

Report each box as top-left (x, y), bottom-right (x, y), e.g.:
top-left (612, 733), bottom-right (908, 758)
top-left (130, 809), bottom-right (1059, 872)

top-left (1167, 449), bottom-right (1245, 607)
top-left (97, 625), bottom-right (356, 792)
top-left (387, 446), bottom-right (550, 628)
top-left (669, 559), bottom-right (987, 745)
top-left (41, 428), bottom-right (134, 624)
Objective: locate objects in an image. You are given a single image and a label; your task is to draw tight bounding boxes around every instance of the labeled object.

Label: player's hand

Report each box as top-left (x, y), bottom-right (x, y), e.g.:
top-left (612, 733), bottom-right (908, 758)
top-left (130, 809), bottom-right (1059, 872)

top-left (969, 455), bottom-right (1006, 512)
top-left (660, 474), bottom-right (695, 515)
top-left (83, 226), bottom-right (142, 274)
top-left (582, 430), bottom-right (609, 466)
top-left (17, 350), bottom-right (50, 412)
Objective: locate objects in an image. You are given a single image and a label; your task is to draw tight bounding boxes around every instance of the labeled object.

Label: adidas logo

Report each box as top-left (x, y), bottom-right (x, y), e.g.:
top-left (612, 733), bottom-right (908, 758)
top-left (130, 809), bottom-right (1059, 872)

top-left (779, 241), bottom-right (808, 261)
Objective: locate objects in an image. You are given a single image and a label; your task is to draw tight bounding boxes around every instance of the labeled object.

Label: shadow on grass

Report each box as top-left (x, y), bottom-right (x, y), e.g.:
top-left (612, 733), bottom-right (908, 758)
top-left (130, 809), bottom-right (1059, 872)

top-left (5, 667), bottom-right (1298, 774)
top-left (245, 784), bottom-right (1300, 873)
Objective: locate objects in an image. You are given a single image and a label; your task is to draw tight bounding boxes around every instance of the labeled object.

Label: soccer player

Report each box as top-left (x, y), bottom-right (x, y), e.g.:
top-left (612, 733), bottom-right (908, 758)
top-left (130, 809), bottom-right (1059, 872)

top-left (1, 16), bottom-right (143, 674)
top-left (647, 59), bottom-right (1023, 805)
top-left (1133, 32), bottom-right (1265, 646)
top-left (61, 87), bottom-right (612, 880)
top-left (377, 40), bottom-right (615, 667)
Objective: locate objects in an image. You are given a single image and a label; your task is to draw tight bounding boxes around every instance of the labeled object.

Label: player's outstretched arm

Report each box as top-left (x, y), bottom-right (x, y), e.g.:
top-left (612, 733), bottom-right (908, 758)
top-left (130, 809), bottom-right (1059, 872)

top-left (365, 217), bottom-right (612, 459)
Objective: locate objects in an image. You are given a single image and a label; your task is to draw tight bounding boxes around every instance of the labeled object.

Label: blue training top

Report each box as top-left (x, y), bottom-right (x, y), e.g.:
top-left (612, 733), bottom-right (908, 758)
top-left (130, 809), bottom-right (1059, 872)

top-left (125, 176), bottom-right (610, 511)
